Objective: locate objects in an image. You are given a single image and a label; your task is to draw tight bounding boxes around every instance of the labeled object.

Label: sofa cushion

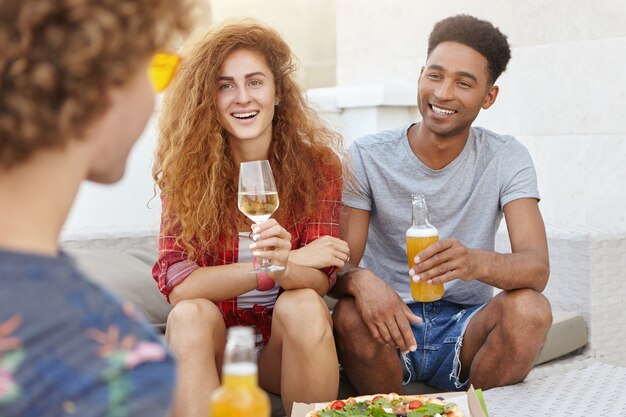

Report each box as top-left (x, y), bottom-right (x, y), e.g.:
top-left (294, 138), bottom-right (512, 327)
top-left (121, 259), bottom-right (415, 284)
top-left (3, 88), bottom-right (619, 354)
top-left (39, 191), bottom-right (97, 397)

top-left (66, 248), bottom-right (171, 326)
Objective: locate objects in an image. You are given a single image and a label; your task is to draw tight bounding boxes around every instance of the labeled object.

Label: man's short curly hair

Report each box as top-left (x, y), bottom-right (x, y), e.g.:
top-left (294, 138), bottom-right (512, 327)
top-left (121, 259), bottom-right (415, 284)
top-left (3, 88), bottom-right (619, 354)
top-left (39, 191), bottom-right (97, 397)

top-left (0, 0), bottom-right (194, 170)
top-left (427, 14), bottom-right (511, 84)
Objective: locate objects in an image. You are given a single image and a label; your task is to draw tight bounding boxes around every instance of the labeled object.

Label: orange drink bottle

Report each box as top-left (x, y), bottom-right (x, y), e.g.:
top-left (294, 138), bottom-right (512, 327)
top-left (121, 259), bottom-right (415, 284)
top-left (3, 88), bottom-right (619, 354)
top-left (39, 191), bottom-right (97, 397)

top-left (209, 327), bottom-right (270, 417)
top-left (406, 194), bottom-right (444, 302)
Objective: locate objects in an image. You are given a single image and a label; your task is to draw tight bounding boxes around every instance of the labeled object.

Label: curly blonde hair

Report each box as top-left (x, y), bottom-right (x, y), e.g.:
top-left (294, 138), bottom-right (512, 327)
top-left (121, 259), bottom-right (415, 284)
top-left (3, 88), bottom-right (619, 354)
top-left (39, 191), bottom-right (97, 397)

top-left (0, 0), bottom-right (194, 170)
top-left (154, 20), bottom-right (344, 257)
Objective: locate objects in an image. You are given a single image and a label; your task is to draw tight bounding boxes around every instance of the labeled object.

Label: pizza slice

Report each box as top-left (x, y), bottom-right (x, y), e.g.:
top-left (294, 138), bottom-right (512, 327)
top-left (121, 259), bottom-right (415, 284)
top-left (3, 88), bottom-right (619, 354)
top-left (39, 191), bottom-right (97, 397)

top-left (305, 393), bottom-right (464, 417)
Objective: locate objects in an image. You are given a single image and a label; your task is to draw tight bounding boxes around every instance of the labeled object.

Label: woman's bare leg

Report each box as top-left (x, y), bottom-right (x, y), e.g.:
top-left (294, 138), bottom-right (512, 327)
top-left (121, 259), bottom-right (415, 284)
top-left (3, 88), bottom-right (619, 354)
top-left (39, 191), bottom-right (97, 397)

top-left (166, 299), bottom-right (227, 417)
top-left (258, 289), bottom-right (339, 416)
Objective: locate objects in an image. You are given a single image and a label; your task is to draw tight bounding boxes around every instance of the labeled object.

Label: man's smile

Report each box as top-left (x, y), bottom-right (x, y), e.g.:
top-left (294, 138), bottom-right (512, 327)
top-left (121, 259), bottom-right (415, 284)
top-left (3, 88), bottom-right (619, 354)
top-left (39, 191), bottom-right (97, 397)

top-left (430, 104), bottom-right (457, 116)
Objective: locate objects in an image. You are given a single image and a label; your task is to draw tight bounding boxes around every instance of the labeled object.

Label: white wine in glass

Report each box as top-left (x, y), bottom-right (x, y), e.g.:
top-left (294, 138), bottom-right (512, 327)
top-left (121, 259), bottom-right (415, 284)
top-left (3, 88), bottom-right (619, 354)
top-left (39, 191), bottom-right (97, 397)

top-left (238, 160), bottom-right (285, 273)
top-left (237, 191), bottom-right (279, 224)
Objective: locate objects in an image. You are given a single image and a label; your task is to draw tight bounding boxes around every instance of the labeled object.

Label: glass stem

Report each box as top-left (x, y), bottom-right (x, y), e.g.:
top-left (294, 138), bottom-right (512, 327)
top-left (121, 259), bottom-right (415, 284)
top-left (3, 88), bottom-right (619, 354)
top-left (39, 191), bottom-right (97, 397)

top-left (254, 222), bottom-right (273, 268)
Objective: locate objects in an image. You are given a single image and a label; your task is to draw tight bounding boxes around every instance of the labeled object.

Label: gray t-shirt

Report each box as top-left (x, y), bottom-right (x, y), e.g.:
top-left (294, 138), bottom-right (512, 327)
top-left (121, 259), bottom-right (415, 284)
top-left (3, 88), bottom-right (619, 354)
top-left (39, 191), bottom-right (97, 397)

top-left (343, 124), bottom-right (540, 305)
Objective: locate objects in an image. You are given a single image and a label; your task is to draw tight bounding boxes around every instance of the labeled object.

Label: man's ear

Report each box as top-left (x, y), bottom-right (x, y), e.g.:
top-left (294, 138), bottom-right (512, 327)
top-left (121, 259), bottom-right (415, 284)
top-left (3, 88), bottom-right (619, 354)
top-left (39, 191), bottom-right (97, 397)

top-left (482, 85), bottom-right (499, 110)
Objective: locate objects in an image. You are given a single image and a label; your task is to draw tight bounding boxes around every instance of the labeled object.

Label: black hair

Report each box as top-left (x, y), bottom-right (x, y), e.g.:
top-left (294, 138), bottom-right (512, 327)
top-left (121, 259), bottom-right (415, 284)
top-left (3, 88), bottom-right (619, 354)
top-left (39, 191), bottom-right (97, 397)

top-left (427, 14), bottom-right (511, 83)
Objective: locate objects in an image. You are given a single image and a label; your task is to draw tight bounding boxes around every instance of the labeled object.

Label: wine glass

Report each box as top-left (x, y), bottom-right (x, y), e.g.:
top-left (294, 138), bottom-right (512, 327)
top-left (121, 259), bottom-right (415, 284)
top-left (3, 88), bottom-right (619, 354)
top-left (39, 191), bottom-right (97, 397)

top-left (238, 160), bottom-right (285, 272)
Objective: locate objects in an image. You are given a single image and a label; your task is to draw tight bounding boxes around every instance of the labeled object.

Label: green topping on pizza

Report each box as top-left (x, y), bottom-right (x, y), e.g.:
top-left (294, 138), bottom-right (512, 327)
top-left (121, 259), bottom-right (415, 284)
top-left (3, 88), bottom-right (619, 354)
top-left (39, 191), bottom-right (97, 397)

top-left (317, 405), bottom-right (395, 417)
top-left (407, 403), bottom-right (446, 416)
top-left (311, 394), bottom-right (462, 417)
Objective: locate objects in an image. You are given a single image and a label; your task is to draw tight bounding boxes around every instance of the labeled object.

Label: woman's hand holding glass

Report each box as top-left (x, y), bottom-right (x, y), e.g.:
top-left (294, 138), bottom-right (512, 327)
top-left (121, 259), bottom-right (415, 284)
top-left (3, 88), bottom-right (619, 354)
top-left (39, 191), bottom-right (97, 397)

top-left (248, 219), bottom-right (292, 277)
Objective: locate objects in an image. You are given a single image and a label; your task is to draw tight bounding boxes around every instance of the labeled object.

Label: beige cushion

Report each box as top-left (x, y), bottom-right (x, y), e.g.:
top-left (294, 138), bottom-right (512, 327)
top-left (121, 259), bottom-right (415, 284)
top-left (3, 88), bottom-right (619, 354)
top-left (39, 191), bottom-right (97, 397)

top-left (66, 248), bottom-right (172, 326)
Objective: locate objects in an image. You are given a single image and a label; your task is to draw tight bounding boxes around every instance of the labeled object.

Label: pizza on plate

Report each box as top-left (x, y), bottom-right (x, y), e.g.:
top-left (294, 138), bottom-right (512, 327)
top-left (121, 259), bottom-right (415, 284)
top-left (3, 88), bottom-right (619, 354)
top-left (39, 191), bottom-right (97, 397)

top-left (305, 392), bottom-right (465, 417)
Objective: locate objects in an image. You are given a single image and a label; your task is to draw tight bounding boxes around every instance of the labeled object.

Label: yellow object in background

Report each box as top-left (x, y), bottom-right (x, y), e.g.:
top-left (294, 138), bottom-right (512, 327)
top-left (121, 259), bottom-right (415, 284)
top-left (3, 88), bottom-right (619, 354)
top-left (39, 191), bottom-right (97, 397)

top-left (149, 52), bottom-right (181, 92)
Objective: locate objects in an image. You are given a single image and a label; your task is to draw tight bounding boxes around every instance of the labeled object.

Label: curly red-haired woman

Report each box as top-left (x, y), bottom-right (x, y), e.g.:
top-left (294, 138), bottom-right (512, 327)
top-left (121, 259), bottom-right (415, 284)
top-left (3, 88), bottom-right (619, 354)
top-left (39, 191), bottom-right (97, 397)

top-left (152, 20), bottom-right (348, 416)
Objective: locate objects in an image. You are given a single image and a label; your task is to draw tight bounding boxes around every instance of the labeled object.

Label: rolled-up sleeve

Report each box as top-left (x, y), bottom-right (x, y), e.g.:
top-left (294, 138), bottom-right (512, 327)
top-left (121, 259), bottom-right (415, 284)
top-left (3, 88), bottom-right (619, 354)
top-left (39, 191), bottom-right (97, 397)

top-left (152, 217), bottom-right (198, 303)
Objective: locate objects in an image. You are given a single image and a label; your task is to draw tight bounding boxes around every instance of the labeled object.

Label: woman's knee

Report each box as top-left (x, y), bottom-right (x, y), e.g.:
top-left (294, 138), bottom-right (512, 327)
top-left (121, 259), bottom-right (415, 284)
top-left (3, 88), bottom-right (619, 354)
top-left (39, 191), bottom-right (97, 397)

top-left (166, 299), bottom-right (225, 343)
top-left (274, 289), bottom-right (329, 321)
top-left (273, 289), bottom-right (332, 342)
top-left (168, 299), bottom-right (222, 326)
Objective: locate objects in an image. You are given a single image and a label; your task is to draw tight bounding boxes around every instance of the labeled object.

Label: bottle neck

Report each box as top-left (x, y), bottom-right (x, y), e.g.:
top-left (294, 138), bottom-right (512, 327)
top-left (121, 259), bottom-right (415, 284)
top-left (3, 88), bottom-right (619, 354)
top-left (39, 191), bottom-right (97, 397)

top-left (411, 195), bottom-right (431, 228)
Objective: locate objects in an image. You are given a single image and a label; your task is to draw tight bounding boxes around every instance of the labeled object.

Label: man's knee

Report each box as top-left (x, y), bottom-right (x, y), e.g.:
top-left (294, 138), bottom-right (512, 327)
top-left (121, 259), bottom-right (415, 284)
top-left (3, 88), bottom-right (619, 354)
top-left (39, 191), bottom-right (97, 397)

top-left (501, 289), bottom-right (552, 333)
top-left (332, 298), bottom-right (363, 338)
top-left (494, 289), bottom-right (552, 367)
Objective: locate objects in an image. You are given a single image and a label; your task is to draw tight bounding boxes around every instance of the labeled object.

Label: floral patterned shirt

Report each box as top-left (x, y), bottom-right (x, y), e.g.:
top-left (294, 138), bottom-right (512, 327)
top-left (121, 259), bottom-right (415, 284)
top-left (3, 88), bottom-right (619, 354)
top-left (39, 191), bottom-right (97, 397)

top-left (0, 249), bottom-right (175, 417)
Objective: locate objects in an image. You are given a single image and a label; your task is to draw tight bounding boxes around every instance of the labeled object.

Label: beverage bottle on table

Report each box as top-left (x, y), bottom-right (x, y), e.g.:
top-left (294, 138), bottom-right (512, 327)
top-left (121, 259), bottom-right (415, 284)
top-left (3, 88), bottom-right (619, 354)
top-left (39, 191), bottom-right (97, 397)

top-left (406, 194), bottom-right (444, 302)
top-left (209, 326), bottom-right (270, 417)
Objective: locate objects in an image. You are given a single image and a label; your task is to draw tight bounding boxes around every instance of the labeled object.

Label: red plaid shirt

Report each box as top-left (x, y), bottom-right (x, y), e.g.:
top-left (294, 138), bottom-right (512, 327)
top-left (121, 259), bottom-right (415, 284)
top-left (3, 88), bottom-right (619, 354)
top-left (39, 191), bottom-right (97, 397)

top-left (152, 176), bottom-right (341, 345)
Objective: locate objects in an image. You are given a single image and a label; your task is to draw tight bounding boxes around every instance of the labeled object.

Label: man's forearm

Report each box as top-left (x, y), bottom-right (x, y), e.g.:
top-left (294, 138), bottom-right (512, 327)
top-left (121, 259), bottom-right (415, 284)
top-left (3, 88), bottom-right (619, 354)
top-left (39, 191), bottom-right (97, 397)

top-left (474, 249), bottom-right (549, 292)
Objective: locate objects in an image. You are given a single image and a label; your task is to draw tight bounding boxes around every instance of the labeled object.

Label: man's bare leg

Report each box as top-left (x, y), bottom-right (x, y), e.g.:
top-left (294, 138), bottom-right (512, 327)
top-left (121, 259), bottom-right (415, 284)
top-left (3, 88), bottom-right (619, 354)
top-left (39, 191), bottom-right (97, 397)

top-left (460, 289), bottom-right (552, 389)
top-left (333, 297), bottom-right (404, 394)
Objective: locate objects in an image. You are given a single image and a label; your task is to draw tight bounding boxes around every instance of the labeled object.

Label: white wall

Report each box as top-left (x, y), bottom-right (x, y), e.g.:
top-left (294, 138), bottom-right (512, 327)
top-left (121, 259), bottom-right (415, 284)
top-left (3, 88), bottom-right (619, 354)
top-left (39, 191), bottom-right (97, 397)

top-left (335, 0), bottom-right (625, 85)
top-left (210, 0), bottom-right (336, 88)
top-left (62, 113), bottom-right (162, 239)
top-left (476, 37), bottom-right (626, 231)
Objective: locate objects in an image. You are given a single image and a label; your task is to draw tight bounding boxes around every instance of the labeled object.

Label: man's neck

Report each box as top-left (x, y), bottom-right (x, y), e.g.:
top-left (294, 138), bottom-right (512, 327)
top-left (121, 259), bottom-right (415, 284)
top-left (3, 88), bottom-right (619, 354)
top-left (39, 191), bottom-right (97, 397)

top-left (408, 123), bottom-right (471, 170)
top-left (0, 146), bottom-right (87, 256)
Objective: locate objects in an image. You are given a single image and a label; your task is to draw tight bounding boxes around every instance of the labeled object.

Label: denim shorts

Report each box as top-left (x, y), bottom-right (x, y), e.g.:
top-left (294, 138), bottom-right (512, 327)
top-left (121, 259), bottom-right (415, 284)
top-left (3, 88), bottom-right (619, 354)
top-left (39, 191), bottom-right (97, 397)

top-left (399, 300), bottom-right (485, 391)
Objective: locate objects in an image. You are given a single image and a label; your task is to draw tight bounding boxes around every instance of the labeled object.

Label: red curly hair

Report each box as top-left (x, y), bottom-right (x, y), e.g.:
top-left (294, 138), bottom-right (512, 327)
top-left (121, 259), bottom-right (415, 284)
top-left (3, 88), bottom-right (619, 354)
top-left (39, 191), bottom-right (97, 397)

top-left (153, 20), bottom-right (344, 257)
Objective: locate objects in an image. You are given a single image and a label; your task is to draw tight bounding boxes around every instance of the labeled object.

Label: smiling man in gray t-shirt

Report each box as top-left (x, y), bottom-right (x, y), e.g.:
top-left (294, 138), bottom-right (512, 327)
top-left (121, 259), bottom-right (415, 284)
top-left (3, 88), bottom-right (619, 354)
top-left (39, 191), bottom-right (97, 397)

top-left (332, 15), bottom-right (552, 394)
top-left (344, 124), bottom-right (539, 307)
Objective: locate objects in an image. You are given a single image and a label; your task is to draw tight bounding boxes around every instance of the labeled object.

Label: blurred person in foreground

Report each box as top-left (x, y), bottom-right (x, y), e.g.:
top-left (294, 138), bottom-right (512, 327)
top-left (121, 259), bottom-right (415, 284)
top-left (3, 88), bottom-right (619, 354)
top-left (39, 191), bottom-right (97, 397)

top-left (0, 0), bottom-right (192, 415)
top-left (151, 21), bottom-right (347, 417)
top-left (332, 14), bottom-right (552, 393)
